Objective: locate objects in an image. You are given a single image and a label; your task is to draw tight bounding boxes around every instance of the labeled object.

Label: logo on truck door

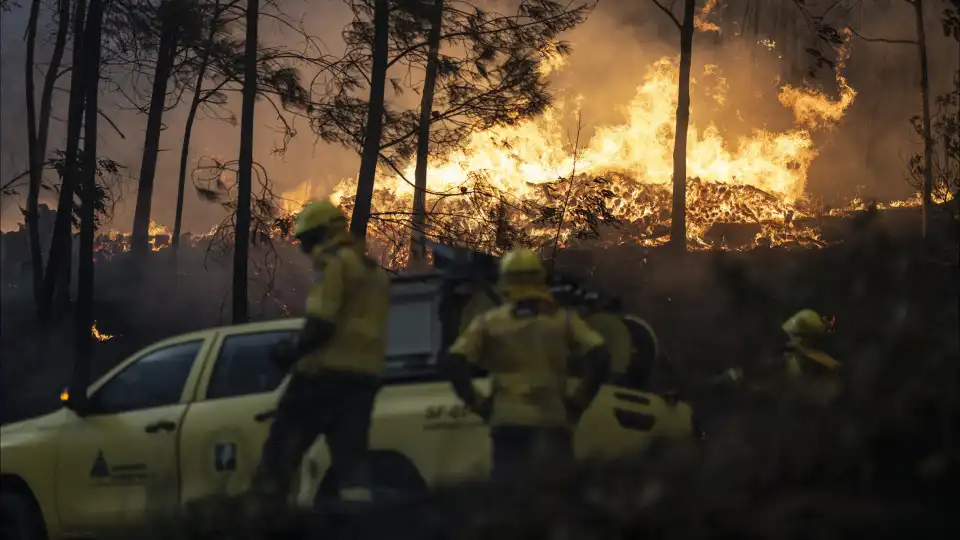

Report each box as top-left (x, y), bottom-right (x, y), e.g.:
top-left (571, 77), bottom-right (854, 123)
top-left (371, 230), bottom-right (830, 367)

top-left (88, 449), bottom-right (148, 483)
top-left (214, 442), bottom-right (237, 472)
top-left (90, 450), bottom-right (110, 478)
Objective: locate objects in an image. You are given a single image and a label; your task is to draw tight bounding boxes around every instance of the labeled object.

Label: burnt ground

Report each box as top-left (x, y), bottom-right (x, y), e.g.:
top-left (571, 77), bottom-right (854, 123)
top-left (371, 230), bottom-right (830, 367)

top-left (1, 206), bottom-right (958, 538)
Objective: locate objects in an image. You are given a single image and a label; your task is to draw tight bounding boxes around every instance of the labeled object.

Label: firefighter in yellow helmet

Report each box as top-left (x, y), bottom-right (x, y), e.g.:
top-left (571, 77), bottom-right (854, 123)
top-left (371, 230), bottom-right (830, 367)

top-left (443, 248), bottom-right (612, 480)
top-left (250, 200), bottom-right (390, 506)
top-left (711, 309), bottom-right (841, 404)
top-left (781, 308), bottom-right (841, 404)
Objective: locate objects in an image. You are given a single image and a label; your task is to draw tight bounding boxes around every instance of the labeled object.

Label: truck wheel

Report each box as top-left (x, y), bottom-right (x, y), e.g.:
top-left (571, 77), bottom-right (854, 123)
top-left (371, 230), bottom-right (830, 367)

top-left (315, 450), bottom-right (427, 509)
top-left (0, 492), bottom-right (45, 540)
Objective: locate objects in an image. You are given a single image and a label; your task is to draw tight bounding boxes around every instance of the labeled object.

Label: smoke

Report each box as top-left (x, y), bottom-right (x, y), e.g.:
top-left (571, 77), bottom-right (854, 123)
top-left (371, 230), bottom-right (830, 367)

top-left (1, 0), bottom-right (958, 232)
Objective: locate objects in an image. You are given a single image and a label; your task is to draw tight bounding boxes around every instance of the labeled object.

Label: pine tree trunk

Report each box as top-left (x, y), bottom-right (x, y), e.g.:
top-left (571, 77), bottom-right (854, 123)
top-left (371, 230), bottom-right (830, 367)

top-left (130, 0), bottom-right (178, 261)
top-left (173, 0), bottom-right (223, 269)
top-left (410, 0), bottom-right (444, 264)
top-left (25, 0), bottom-right (42, 308)
top-left (41, 0), bottom-right (88, 323)
top-left (74, 0), bottom-right (105, 401)
top-left (669, 0), bottom-right (695, 253)
top-left (350, 0), bottom-right (390, 239)
top-left (31, 0), bottom-right (72, 308)
top-left (233, 0), bottom-right (259, 324)
top-left (914, 0), bottom-right (934, 242)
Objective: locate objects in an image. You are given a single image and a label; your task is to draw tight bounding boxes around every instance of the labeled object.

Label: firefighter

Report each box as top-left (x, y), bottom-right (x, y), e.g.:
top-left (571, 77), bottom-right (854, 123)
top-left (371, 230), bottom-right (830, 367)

top-left (250, 200), bottom-right (390, 508)
top-left (442, 248), bottom-right (612, 481)
top-left (711, 309), bottom-right (841, 405)
top-left (780, 308), bottom-right (841, 405)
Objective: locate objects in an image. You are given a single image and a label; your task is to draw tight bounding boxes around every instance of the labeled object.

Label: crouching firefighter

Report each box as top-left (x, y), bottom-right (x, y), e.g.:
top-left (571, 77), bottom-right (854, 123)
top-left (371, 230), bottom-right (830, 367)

top-left (250, 200), bottom-right (391, 508)
top-left (442, 248), bottom-right (612, 481)
top-left (780, 308), bottom-right (842, 406)
top-left (710, 309), bottom-right (841, 406)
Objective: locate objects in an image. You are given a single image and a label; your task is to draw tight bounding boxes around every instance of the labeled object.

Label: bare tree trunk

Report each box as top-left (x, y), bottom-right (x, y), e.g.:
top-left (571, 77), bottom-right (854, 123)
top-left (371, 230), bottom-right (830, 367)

top-left (131, 0), bottom-right (178, 260)
top-left (57, 232), bottom-right (71, 307)
top-left (173, 0), bottom-right (224, 268)
top-left (25, 0), bottom-right (42, 307)
top-left (74, 0), bottom-right (105, 401)
top-left (914, 0), bottom-right (934, 242)
top-left (34, 0), bottom-right (71, 293)
top-left (669, 0), bottom-right (695, 253)
top-left (350, 0), bottom-right (390, 239)
top-left (233, 0), bottom-right (259, 324)
top-left (410, 0), bottom-right (444, 264)
top-left (41, 0), bottom-right (88, 322)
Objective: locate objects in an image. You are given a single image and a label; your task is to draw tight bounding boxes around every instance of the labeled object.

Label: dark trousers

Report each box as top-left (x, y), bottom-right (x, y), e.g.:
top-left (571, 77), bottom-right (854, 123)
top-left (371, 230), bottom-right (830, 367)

top-left (251, 370), bottom-right (381, 499)
top-left (490, 425), bottom-right (574, 482)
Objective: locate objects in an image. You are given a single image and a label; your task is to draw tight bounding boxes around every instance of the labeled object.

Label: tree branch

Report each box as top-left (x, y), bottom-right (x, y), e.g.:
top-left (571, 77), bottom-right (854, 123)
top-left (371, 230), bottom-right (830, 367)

top-left (848, 26), bottom-right (917, 45)
top-left (98, 108), bottom-right (126, 139)
top-left (651, 0), bottom-right (682, 30)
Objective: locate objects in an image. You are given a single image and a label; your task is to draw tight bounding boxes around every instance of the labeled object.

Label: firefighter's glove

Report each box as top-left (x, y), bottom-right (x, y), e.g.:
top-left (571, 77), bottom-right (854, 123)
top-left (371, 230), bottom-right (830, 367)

top-left (470, 397), bottom-right (492, 423)
top-left (270, 339), bottom-right (298, 372)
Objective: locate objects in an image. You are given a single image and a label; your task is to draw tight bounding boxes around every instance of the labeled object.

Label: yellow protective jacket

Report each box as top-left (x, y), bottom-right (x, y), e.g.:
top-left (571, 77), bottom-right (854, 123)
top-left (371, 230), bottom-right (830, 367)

top-left (448, 294), bottom-right (605, 427)
top-left (295, 238), bottom-right (391, 377)
top-left (784, 338), bottom-right (841, 405)
top-left (719, 339), bottom-right (841, 404)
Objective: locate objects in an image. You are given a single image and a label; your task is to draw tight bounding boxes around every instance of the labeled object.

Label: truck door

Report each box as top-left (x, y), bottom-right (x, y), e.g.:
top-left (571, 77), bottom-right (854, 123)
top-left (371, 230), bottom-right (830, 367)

top-left (56, 337), bottom-right (212, 536)
top-left (178, 328), bottom-right (297, 504)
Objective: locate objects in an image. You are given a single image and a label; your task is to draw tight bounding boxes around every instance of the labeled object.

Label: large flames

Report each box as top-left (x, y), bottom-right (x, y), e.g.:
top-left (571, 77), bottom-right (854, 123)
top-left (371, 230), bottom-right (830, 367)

top-left (90, 27), bottom-right (921, 268)
top-left (304, 42), bottom-right (877, 262)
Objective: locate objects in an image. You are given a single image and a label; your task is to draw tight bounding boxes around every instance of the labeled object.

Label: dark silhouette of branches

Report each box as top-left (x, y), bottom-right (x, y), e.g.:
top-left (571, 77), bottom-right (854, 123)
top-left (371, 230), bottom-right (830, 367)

top-left (310, 0), bottom-right (594, 239)
top-left (190, 155), bottom-right (289, 318)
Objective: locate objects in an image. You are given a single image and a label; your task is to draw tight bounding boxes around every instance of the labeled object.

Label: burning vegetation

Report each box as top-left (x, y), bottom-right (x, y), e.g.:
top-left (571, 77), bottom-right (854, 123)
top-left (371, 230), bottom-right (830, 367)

top-left (77, 32), bottom-right (936, 269)
top-left (286, 50), bottom-right (911, 263)
top-left (90, 321), bottom-right (115, 342)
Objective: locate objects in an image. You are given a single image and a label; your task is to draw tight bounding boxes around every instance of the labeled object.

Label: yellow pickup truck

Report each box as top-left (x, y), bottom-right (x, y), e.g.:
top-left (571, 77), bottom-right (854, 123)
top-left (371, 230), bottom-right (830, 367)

top-left (0, 271), bottom-right (694, 540)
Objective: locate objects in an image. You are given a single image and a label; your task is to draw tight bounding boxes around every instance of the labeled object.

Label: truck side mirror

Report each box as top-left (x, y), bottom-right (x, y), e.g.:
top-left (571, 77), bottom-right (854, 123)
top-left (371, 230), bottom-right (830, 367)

top-left (60, 387), bottom-right (90, 417)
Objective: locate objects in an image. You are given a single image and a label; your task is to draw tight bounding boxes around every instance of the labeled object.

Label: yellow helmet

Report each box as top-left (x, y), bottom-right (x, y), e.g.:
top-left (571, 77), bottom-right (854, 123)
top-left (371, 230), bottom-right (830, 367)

top-left (498, 248), bottom-right (545, 282)
top-left (782, 309), bottom-right (835, 337)
top-left (294, 200), bottom-right (346, 237)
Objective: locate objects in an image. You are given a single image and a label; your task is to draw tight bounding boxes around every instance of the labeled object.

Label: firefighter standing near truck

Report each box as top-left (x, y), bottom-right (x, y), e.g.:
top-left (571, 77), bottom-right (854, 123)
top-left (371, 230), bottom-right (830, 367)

top-left (250, 200), bottom-right (390, 509)
top-left (443, 248), bottom-right (612, 480)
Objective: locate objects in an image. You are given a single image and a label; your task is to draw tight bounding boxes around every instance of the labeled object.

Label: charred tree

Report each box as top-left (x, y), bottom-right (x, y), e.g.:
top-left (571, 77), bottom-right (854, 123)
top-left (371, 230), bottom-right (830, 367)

top-left (173, 0), bottom-right (229, 265)
top-left (130, 0), bottom-right (182, 261)
top-left (74, 0), bottom-right (106, 401)
top-left (350, 0), bottom-right (390, 239)
top-left (233, 0), bottom-right (259, 324)
top-left (670, 0), bottom-right (695, 253)
top-left (25, 0), bottom-right (43, 307)
top-left (25, 0), bottom-right (70, 310)
top-left (41, 0), bottom-right (88, 322)
top-left (650, 0), bottom-right (695, 252)
top-left (835, 0), bottom-right (937, 242)
top-left (913, 0), bottom-right (933, 242)
top-left (410, 0), bottom-right (444, 263)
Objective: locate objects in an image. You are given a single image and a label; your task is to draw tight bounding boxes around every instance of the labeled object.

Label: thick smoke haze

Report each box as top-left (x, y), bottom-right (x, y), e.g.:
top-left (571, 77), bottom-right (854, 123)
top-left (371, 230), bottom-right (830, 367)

top-left (0, 0), bottom-right (957, 233)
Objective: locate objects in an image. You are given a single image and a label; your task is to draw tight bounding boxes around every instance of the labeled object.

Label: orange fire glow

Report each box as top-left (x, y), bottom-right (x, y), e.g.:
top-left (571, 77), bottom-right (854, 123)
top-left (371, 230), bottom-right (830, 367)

top-left (91, 321), bottom-right (115, 342)
top-left (92, 26), bottom-right (922, 269)
top-left (308, 42), bottom-right (874, 262)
